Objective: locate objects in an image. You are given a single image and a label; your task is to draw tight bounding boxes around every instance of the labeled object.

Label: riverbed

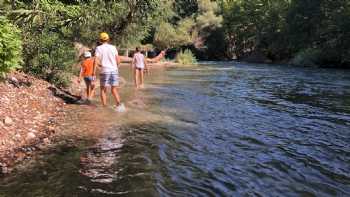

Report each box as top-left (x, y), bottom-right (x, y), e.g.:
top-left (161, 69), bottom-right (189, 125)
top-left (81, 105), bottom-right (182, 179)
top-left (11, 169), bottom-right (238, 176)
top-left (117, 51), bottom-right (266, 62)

top-left (0, 62), bottom-right (349, 196)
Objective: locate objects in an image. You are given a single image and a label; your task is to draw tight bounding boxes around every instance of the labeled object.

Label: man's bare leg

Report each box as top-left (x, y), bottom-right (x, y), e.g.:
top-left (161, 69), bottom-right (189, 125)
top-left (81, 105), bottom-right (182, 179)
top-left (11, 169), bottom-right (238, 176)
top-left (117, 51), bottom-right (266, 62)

top-left (111, 86), bottom-right (121, 106)
top-left (100, 86), bottom-right (108, 106)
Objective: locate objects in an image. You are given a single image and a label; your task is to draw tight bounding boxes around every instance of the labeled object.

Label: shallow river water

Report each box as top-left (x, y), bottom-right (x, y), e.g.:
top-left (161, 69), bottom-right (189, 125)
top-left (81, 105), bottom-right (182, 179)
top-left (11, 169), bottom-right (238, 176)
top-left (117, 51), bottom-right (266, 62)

top-left (1, 62), bottom-right (350, 197)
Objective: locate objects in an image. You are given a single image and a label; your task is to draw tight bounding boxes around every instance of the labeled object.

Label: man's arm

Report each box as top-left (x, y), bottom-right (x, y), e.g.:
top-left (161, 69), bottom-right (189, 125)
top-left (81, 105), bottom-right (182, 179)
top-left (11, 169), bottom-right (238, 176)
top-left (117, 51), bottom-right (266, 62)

top-left (94, 57), bottom-right (101, 69)
top-left (92, 57), bottom-right (97, 77)
top-left (94, 57), bottom-right (101, 80)
top-left (116, 55), bottom-right (121, 68)
top-left (94, 47), bottom-right (101, 72)
top-left (115, 47), bottom-right (121, 68)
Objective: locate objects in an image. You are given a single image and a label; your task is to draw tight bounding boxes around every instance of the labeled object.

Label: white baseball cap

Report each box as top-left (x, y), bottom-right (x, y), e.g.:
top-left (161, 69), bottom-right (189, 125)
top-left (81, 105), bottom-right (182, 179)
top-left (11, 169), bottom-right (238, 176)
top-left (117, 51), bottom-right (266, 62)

top-left (84, 51), bottom-right (92, 58)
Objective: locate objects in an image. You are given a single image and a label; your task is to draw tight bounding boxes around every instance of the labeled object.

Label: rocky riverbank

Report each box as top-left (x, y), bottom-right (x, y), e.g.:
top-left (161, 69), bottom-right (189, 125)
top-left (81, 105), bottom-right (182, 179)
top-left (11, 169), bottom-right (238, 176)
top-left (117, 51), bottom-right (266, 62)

top-left (0, 72), bottom-right (74, 174)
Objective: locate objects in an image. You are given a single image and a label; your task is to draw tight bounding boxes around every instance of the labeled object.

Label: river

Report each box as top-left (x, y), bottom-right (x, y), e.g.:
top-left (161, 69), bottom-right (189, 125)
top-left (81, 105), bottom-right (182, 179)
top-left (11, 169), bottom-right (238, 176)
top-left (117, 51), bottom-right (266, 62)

top-left (0, 62), bottom-right (349, 197)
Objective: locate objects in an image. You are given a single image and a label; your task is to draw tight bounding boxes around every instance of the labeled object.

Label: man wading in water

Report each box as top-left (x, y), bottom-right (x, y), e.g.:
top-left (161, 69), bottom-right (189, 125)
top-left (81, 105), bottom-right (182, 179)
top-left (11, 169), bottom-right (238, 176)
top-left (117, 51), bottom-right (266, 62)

top-left (94, 32), bottom-right (126, 112)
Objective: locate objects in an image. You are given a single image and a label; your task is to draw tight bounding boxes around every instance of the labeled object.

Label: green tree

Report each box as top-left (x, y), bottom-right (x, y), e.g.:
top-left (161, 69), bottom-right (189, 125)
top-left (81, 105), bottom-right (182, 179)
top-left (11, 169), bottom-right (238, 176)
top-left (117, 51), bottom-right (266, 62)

top-left (288, 0), bottom-right (350, 67)
top-left (220, 0), bottom-right (350, 67)
top-left (221, 0), bottom-right (290, 59)
top-left (0, 16), bottom-right (22, 78)
top-left (153, 0), bottom-right (222, 50)
top-left (153, 20), bottom-right (194, 49)
top-left (1, 0), bottom-right (171, 85)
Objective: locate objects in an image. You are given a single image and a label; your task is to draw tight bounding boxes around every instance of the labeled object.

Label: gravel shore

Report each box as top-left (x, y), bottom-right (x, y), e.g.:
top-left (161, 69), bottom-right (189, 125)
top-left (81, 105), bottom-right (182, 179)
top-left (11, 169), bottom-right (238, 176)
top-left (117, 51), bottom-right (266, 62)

top-left (0, 72), bottom-right (69, 174)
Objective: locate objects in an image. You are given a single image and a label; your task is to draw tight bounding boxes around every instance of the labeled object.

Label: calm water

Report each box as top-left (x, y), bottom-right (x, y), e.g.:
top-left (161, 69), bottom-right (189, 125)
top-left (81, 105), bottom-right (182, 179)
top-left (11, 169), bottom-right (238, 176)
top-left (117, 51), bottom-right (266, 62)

top-left (1, 62), bottom-right (350, 197)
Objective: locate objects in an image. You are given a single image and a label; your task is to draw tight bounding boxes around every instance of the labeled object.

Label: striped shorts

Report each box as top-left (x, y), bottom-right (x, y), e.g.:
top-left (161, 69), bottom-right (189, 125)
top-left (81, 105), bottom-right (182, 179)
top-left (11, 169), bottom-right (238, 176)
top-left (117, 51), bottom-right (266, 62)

top-left (100, 72), bottom-right (119, 87)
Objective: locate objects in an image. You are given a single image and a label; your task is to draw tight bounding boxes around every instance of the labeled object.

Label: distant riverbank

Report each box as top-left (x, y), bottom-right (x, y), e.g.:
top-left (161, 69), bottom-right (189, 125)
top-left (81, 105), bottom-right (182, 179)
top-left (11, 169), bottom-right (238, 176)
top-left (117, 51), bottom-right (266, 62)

top-left (237, 50), bottom-right (350, 69)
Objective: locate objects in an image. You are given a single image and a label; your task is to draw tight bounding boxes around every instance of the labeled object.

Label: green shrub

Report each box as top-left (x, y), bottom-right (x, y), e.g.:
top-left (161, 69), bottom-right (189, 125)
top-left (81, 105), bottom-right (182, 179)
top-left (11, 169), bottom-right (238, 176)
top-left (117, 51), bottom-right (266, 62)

top-left (24, 32), bottom-right (76, 87)
top-left (175, 49), bottom-right (197, 65)
top-left (0, 17), bottom-right (22, 78)
top-left (50, 71), bottom-right (73, 88)
top-left (290, 48), bottom-right (322, 66)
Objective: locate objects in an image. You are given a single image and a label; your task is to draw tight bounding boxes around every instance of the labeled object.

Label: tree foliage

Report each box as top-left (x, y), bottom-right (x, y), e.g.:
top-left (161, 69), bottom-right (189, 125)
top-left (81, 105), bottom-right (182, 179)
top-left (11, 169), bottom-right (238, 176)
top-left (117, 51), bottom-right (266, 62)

top-left (153, 0), bottom-right (223, 49)
top-left (220, 0), bottom-right (350, 67)
top-left (2, 0), bottom-right (347, 78)
top-left (196, 0), bottom-right (223, 30)
top-left (1, 0), bottom-right (170, 86)
top-left (0, 16), bottom-right (22, 78)
top-left (153, 19), bottom-right (195, 49)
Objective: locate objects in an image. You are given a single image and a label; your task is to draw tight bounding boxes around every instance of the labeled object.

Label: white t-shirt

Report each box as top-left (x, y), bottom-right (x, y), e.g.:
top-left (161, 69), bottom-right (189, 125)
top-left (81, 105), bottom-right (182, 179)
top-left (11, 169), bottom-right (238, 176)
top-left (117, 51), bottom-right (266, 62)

top-left (95, 43), bottom-right (118, 74)
top-left (133, 52), bottom-right (145, 69)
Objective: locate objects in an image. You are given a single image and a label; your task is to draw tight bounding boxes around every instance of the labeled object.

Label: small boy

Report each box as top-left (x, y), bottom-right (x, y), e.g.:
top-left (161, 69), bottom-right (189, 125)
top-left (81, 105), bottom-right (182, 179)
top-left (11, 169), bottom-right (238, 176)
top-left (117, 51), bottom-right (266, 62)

top-left (78, 51), bottom-right (96, 101)
top-left (132, 47), bottom-right (148, 89)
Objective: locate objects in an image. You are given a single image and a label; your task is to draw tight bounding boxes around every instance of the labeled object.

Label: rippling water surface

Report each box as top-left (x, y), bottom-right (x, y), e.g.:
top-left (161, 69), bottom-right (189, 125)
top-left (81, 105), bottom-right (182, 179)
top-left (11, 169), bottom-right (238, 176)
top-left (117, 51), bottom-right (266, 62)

top-left (1, 62), bottom-right (350, 196)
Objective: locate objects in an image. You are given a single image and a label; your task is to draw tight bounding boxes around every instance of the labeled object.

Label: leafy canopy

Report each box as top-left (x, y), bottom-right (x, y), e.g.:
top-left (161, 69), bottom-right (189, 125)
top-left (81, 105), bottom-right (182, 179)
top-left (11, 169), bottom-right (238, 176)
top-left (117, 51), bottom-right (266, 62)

top-left (0, 16), bottom-right (22, 78)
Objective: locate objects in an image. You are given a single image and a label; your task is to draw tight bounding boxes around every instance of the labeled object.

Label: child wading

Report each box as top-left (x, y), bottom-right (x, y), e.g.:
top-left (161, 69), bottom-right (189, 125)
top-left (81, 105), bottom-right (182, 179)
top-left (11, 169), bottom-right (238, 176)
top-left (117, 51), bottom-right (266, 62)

top-left (79, 51), bottom-right (96, 102)
top-left (94, 32), bottom-right (126, 112)
top-left (132, 47), bottom-right (148, 89)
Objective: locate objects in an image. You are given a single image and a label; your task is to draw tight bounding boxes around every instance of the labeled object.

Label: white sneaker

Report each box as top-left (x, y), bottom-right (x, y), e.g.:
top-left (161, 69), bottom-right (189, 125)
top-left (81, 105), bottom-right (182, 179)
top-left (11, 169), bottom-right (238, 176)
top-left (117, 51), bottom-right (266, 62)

top-left (115, 103), bottom-right (126, 113)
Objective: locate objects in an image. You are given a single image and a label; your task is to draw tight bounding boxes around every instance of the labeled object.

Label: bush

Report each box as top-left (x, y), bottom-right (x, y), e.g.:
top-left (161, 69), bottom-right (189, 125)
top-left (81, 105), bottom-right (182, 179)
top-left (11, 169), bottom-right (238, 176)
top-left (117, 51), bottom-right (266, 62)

top-left (175, 49), bottom-right (197, 65)
top-left (24, 32), bottom-right (76, 87)
top-left (50, 72), bottom-right (74, 88)
top-left (0, 17), bottom-right (22, 78)
top-left (290, 48), bottom-right (322, 66)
